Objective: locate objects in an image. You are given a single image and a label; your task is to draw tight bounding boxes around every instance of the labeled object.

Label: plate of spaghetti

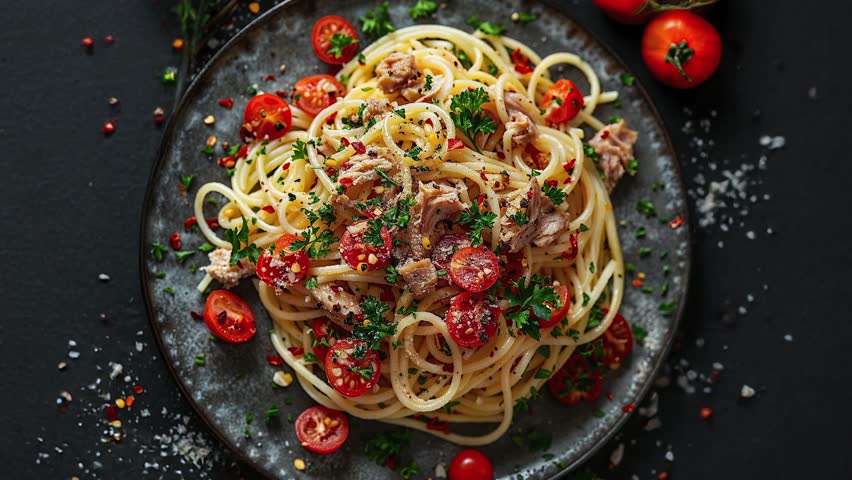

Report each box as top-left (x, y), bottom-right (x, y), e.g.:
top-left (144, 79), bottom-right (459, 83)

top-left (141, 0), bottom-right (690, 478)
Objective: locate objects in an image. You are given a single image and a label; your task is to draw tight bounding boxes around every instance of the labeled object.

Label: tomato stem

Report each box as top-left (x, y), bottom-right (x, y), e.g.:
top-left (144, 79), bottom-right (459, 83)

top-left (665, 40), bottom-right (695, 82)
top-left (645, 0), bottom-right (719, 13)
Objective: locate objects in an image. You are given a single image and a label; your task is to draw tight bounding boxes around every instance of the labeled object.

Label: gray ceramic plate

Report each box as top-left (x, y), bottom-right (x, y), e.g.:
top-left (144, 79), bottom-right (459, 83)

top-left (140, 0), bottom-right (691, 478)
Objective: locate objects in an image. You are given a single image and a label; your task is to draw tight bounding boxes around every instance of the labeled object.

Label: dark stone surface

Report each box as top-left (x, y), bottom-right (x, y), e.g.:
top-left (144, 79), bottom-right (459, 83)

top-left (2, 0), bottom-right (850, 479)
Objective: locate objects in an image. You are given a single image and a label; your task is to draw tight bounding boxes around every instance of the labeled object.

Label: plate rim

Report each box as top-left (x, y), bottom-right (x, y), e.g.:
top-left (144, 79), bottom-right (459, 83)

top-left (138, 2), bottom-right (692, 478)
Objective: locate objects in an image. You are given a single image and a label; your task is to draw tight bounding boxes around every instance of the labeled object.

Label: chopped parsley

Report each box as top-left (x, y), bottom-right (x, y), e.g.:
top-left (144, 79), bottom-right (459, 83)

top-left (659, 302), bottom-right (676, 315)
top-left (305, 278), bottom-right (318, 289)
top-left (197, 242), bottom-right (216, 253)
top-left (151, 242), bottom-right (169, 262)
top-left (349, 365), bottom-right (375, 381)
top-left (405, 145), bottom-right (423, 159)
top-left (424, 74), bottom-right (433, 90)
top-left (516, 12), bottom-right (538, 24)
top-left (291, 139), bottom-right (308, 161)
top-left (193, 353), bottom-right (206, 366)
top-left (352, 296), bottom-right (396, 350)
top-left (632, 324), bottom-right (648, 344)
top-left (179, 174), bottom-right (194, 191)
top-left (508, 211), bottom-right (529, 226)
top-left (327, 33), bottom-right (357, 59)
top-left (637, 199), bottom-right (657, 217)
top-left (534, 368), bottom-right (552, 379)
top-left (504, 275), bottom-right (558, 341)
top-left (223, 217), bottom-right (262, 265)
top-left (365, 430), bottom-right (411, 466)
top-left (360, 1), bottom-right (395, 39)
top-left (465, 15), bottom-right (506, 35)
top-left (639, 247), bottom-right (652, 257)
top-left (375, 168), bottom-right (400, 187)
top-left (291, 226), bottom-right (337, 259)
top-left (393, 108), bottom-right (406, 119)
top-left (457, 200), bottom-right (497, 246)
top-left (620, 72), bottom-right (635, 86)
top-left (400, 461), bottom-right (419, 480)
top-left (175, 250), bottom-right (195, 264)
top-left (385, 265), bottom-right (399, 284)
top-left (542, 182), bottom-right (567, 206)
top-left (449, 87), bottom-right (497, 153)
top-left (264, 403), bottom-right (280, 425)
top-left (364, 219), bottom-right (386, 246)
top-left (635, 226), bottom-right (646, 239)
top-left (579, 223), bottom-right (589, 232)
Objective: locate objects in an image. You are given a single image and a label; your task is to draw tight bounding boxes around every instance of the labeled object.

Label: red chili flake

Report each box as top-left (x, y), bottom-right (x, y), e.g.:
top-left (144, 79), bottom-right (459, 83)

top-left (700, 407), bottom-right (713, 419)
top-left (101, 120), bottom-right (116, 135)
top-left (218, 156), bottom-right (236, 168)
top-left (669, 216), bottom-right (684, 230)
top-left (442, 362), bottom-right (454, 373)
top-left (545, 179), bottom-right (558, 187)
top-left (264, 74), bottom-right (276, 82)
top-left (658, 473), bottom-right (669, 480)
top-left (183, 217), bottom-right (198, 232)
top-left (327, 64), bottom-right (342, 76)
top-left (217, 98), bottom-right (234, 109)
top-left (424, 118), bottom-right (433, 127)
top-left (190, 310), bottom-right (204, 320)
top-left (339, 177), bottom-right (353, 188)
top-left (169, 232), bottom-right (181, 250)
top-left (562, 233), bottom-right (580, 260)
top-left (265, 354), bottom-right (284, 366)
top-left (341, 137), bottom-right (350, 147)
top-left (479, 170), bottom-right (488, 181)
top-left (385, 455), bottom-right (397, 470)
top-left (153, 107), bottom-right (166, 125)
top-left (601, 130), bottom-right (610, 139)
top-left (511, 49), bottom-right (534, 74)
top-left (275, 90), bottom-right (288, 98)
top-left (325, 112), bottom-right (337, 125)
top-left (105, 405), bottom-right (118, 422)
top-left (132, 385), bottom-right (145, 394)
top-left (351, 141), bottom-right (366, 154)
top-left (564, 177), bottom-right (573, 185)
top-left (81, 36), bottom-right (94, 49)
top-left (236, 145), bottom-right (249, 159)
top-left (632, 279), bottom-right (644, 288)
top-left (205, 218), bottom-right (219, 230)
top-left (330, 285), bottom-right (344, 293)
top-left (104, 35), bottom-right (114, 45)
top-left (526, 189), bottom-right (534, 199)
top-left (496, 151), bottom-right (505, 160)
top-left (606, 392), bottom-right (614, 400)
top-left (425, 417), bottom-right (450, 434)
top-left (261, 205), bottom-right (275, 213)
top-left (287, 347), bottom-right (305, 357)
top-left (564, 159), bottom-right (576, 171)
top-left (448, 138), bottom-right (464, 151)
top-left (621, 403), bottom-right (635, 413)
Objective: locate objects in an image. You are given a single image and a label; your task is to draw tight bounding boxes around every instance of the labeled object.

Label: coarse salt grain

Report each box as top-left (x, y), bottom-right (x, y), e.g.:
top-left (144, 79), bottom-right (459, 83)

top-left (665, 451), bottom-right (675, 462)
top-left (784, 334), bottom-right (794, 342)
top-left (98, 273), bottom-right (110, 281)
top-left (610, 443), bottom-right (625, 466)
top-left (740, 384), bottom-right (756, 398)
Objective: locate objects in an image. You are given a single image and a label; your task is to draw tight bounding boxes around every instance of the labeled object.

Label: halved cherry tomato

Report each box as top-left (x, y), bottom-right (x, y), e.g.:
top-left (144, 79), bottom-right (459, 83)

top-left (548, 355), bottom-right (604, 405)
top-left (312, 16), bottom-right (359, 65)
top-left (293, 74), bottom-right (346, 117)
top-left (311, 318), bottom-right (340, 361)
top-left (240, 93), bottom-right (292, 142)
top-left (599, 312), bottom-right (634, 369)
top-left (431, 234), bottom-right (472, 273)
top-left (325, 338), bottom-right (381, 397)
top-left (446, 292), bottom-right (501, 348)
top-left (295, 405), bottom-right (349, 454)
top-left (256, 233), bottom-right (309, 292)
top-left (339, 220), bottom-right (392, 272)
top-left (641, 10), bottom-right (721, 89)
top-left (448, 449), bottom-right (494, 480)
top-left (540, 79), bottom-right (584, 124)
top-left (539, 284), bottom-right (570, 328)
top-left (203, 290), bottom-right (257, 343)
top-left (449, 246), bottom-right (499, 292)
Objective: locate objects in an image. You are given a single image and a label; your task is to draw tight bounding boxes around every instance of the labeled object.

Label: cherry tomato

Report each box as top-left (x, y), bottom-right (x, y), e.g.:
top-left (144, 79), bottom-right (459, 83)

top-left (295, 405), bottom-right (349, 454)
top-left (641, 10), bottom-right (722, 89)
top-left (311, 318), bottom-right (340, 361)
top-left (325, 338), bottom-right (381, 397)
top-left (240, 93), bottom-right (292, 142)
top-left (599, 312), bottom-right (634, 369)
top-left (339, 220), bottom-right (392, 272)
top-left (312, 16), bottom-right (359, 65)
top-left (538, 284), bottom-right (570, 328)
top-left (540, 79), bottom-right (584, 124)
top-left (595, 0), bottom-right (719, 25)
top-left (446, 292), bottom-right (501, 348)
top-left (449, 246), bottom-right (499, 292)
top-left (448, 449), bottom-right (494, 480)
top-left (548, 355), bottom-right (604, 405)
top-left (203, 290), bottom-right (257, 343)
top-left (256, 234), bottom-right (310, 292)
top-left (431, 234), bottom-right (472, 273)
top-left (293, 74), bottom-right (346, 117)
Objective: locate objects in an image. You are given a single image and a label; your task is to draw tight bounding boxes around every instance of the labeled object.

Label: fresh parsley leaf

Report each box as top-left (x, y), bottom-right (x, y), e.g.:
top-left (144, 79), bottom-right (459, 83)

top-left (632, 324), bottom-right (648, 343)
top-left (393, 108), bottom-right (406, 119)
top-left (375, 168), bottom-right (399, 187)
top-left (305, 278), bottom-right (318, 289)
top-left (291, 226), bottom-right (337, 259)
top-left (504, 276), bottom-right (558, 341)
top-left (175, 250), bottom-right (195, 264)
top-left (364, 430), bottom-right (411, 466)
top-left (353, 296), bottom-right (396, 350)
top-left (364, 219), bottom-right (386, 246)
top-left (449, 88), bottom-right (497, 153)
top-left (400, 461), bottom-right (419, 480)
top-left (409, 0), bottom-right (438, 19)
top-left (303, 352), bottom-right (319, 363)
top-left (542, 182), bottom-right (567, 206)
top-left (627, 159), bottom-right (639, 176)
top-left (291, 139), bottom-right (308, 161)
top-left (535, 368), bottom-right (552, 379)
top-left (151, 242), bottom-right (169, 262)
top-left (349, 364), bottom-right (375, 381)
top-left (424, 74), bottom-right (433, 90)
top-left (508, 211), bottom-right (529, 226)
top-left (264, 404), bottom-right (280, 425)
top-left (465, 15), bottom-right (506, 35)
top-left (317, 203), bottom-right (336, 225)
top-left (457, 201), bottom-right (496, 246)
top-left (197, 243), bottom-right (216, 253)
top-left (223, 217), bottom-right (262, 265)
top-left (360, 2), bottom-right (395, 39)
top-left (327, 33), bottom-right (357, 59)
top-left (179, 174), bottom-right (194, 191)
top-left (385, 265), bottom-right (399, 284)
top-left (405, 145), bottom-right (422, 159)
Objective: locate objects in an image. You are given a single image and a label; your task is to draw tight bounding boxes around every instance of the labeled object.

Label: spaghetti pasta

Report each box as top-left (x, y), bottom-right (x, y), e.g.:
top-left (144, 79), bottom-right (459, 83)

top-left (193, 25), bottom-right (629, 446)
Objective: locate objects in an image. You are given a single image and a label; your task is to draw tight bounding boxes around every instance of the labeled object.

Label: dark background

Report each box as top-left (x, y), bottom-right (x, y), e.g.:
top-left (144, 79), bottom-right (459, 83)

top-left (2, 0), bottom-right (850, 479)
